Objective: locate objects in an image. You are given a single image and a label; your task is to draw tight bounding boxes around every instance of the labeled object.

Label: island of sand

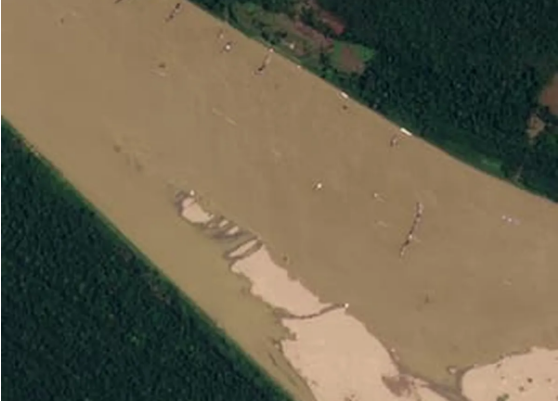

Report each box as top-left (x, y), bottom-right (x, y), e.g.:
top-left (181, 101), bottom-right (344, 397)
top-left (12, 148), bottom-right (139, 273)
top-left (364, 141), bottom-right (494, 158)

top-left (179, 194), bottom-right (557, 401)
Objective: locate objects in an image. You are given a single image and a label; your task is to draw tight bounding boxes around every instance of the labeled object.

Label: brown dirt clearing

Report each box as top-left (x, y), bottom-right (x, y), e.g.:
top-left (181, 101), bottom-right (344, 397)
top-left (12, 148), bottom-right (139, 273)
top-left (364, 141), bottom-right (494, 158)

top-left (539, 73), bottom-right (558, 115)
top-left (337, 45), bottom-right (365, 73)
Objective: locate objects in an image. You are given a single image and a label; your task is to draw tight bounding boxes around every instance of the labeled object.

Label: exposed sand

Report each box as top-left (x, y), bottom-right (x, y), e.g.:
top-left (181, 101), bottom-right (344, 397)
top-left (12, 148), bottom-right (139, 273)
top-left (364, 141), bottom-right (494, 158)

top-left (229, 239), bottom-right (260, 258)
top-left (226, 225), bottom-right (242, 236)
top-left (463, 348), bottom-right (558, 401)
top-left (282, 310), bottom-right (446, 401)
top-left (182, 204), bottom-right (558, 401)
top-left (231, 246), bottom-right (331, 317)
top-left (3, 0), bottom-right (557, 397)
top-left (180, 196), bottom-right (214, 223)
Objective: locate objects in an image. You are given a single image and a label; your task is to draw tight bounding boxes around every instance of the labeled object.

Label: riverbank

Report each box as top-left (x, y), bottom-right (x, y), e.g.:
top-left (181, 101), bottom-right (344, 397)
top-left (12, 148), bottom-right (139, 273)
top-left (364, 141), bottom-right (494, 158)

top-left (1, 121), bottom-right (299, 401)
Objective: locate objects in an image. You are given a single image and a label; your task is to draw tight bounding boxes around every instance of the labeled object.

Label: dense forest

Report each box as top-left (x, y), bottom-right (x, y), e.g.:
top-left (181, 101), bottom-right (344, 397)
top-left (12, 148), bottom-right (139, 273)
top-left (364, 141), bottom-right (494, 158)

top-left (2, 120), bottom-right (293, 401)
top-left (188, 0), bottom-right (558, 200)
top-left (317, 0), bottom-right (557, 199)
top-left (192, 0), bottom-right (294, 14)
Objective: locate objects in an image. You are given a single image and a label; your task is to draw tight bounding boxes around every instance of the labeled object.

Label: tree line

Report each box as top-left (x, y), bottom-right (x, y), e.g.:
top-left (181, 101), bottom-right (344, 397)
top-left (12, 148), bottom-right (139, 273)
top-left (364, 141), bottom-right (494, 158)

top-left (186, 0), bottom-right (557, 200)
top-left (2, 120), bottom-right (294, 401)
top-left (317, 0), bottom-right (557, 199)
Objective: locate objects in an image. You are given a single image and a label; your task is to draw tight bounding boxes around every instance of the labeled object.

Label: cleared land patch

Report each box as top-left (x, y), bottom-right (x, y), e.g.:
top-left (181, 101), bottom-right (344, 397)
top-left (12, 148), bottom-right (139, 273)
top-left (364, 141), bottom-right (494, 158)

top-left (331, 40), bottom-right (374, 73)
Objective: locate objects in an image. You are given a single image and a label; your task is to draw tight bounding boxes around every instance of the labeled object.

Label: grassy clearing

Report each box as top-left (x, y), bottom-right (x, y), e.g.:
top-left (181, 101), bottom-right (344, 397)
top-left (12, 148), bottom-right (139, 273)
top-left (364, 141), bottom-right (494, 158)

top-left (332, 40), bottom-right (374, 63)
top-left (331, 40), bottom-right (374, 72)
top-left (1, 119), bottom-right (293, 401)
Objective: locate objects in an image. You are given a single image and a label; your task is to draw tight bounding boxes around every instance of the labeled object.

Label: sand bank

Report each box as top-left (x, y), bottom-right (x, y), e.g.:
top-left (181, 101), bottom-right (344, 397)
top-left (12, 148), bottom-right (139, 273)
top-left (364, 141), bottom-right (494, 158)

top-left (180, 196), bottom-right (213, 223)
top-left (180, 200), bottom-right (558, 401)
top-left (463, 347), bottom-right (557, 401)
top-left (231, 246), bottom-right (331, 317)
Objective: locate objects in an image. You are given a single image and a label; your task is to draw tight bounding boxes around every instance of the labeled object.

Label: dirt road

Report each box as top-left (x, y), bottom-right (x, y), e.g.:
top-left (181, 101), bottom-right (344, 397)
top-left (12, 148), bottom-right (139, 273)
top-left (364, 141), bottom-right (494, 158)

top-left (3, 0), bottom-right (557, 397)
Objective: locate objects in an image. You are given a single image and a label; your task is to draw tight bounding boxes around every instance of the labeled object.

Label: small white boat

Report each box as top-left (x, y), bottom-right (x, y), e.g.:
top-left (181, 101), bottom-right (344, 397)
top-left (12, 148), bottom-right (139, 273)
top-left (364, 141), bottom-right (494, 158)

top-left (400, 128), bottom-right (413, 137)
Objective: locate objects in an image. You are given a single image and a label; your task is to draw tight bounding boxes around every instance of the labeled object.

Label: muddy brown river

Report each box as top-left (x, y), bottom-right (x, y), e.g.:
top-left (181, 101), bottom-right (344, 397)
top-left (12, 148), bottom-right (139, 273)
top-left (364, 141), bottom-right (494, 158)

top-left (3, 0), bottom-right (557, 399)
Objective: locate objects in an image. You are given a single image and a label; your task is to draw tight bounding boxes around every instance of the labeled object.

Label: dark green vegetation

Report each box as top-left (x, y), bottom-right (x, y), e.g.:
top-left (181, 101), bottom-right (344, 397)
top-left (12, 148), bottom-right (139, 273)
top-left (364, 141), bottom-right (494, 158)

top-left (187, 0), bottom-right (558, 201)
top-left (1, 120), bottom-right (293, 401)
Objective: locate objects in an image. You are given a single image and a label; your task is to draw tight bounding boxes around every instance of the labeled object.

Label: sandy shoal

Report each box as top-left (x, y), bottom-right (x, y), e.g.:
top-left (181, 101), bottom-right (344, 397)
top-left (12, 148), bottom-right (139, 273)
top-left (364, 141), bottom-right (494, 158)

top-left (183, 206), bottom-right (557, 401)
